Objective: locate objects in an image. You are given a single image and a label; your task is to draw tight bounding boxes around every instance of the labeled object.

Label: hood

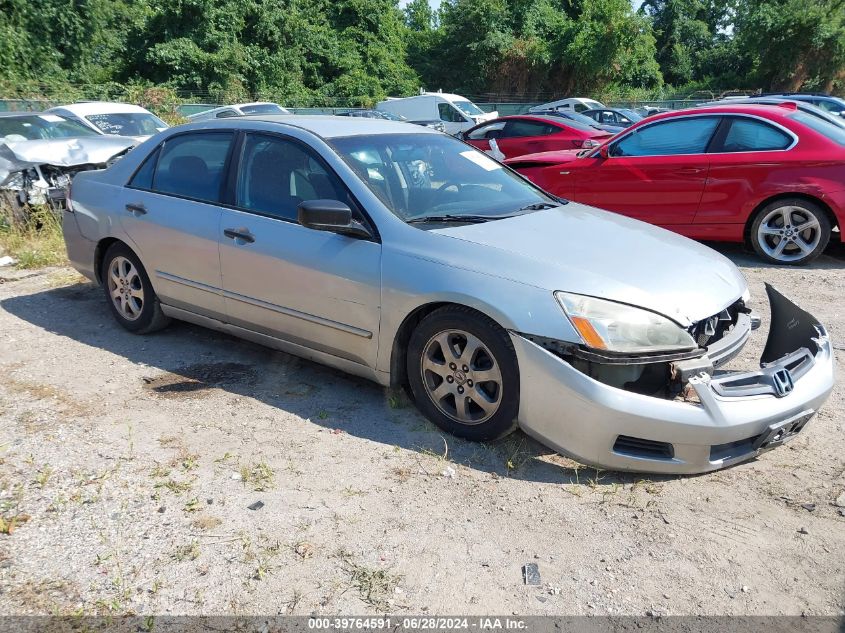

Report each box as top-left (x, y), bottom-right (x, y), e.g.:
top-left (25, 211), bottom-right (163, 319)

top-left (0, 136), bottom-right (136, 184)
top-left (473, 111), bottom-right (498, 124)
top-left (504, 149), bottom-right (581, 167)
top-left (430, 204), bottom-right (747, 326)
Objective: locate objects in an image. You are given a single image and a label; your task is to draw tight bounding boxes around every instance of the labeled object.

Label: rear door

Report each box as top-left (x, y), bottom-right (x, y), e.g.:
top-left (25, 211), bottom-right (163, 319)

top-left (218, 132), bottom-right (382, 367)
top-left (119, 131), bottom-right (234, 320)
top-left (572, 115), bottom-right (719, 226)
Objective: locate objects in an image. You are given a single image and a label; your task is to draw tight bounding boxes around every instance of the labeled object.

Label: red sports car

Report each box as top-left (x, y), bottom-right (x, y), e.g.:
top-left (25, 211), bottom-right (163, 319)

top-left (462, 115), bottom-right (612, 160)
top-left (505, 103), bottom-right (845, 265)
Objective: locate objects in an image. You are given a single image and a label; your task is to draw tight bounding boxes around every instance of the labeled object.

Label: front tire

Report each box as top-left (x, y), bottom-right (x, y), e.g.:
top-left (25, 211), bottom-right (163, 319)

top-left (101, 242), bottom-right (170, 334)
top-left (750, 198), bottom-right (831, 265)
top-left (407, 306), bottom-right (519, 442)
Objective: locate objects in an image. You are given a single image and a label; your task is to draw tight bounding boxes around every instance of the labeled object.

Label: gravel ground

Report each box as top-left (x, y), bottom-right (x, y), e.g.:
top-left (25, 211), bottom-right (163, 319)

top-left (0, 242), bottom-right (843, 617)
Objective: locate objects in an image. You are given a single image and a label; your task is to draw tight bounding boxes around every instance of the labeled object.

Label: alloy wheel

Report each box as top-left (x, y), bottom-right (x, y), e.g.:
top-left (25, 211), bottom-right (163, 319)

top-left (756, 206), bottom-right (822, 263)
top-left (420, 329), bottom-right (503, 425)
top-left (107, 256), bottom-right (144, 321)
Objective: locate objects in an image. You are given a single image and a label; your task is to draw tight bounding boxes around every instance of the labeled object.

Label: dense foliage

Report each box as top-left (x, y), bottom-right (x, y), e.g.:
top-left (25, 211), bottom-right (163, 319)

top-left (0, 0), bottom-right (842, 106)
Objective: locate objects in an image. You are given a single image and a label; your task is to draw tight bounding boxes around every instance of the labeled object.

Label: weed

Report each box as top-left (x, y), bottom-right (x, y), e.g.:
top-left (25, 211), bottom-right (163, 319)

top-left (172, 541), bottom-right (200, 562)
top-left (316, 410), bottom-right (329, 420)
top-left (155, 478), bottom-right (193, 494)
top-left (183, 497), bottom-right (201, 513)
top-left (33, 466), bottom-right (53, 489)
top-left (0, 205), bottom-right (67, 269)
top-left (0, 513), bottom-right (30, 535)
top-left (150, 464), bottom-right (170, 478)
top-left (339, 552), bottom-right (402, 610)
top-left (239, 461), bottom-right (275, 492)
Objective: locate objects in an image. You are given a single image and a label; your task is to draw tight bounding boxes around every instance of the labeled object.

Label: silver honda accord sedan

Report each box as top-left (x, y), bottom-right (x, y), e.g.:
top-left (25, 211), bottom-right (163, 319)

top-left (62, 115), bottom-right (835, 474)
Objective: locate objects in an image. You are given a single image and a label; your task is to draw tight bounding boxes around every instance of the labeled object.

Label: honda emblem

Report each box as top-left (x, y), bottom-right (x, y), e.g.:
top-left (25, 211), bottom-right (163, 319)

top-left (773, 369), bottom-right (794, 397)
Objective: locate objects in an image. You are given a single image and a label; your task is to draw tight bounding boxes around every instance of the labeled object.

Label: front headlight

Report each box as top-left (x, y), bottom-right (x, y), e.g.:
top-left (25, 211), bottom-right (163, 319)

top-left (555, 292), bottom-right (698, 354)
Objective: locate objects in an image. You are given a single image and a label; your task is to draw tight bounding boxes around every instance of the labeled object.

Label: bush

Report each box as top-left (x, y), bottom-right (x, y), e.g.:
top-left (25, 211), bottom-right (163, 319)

top-left (0, 202), bottom-right (67, 269)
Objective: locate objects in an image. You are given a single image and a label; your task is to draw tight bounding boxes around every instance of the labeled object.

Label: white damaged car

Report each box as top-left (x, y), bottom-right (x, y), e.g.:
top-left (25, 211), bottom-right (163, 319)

top-left (0, 112), bottom-right (135, 210)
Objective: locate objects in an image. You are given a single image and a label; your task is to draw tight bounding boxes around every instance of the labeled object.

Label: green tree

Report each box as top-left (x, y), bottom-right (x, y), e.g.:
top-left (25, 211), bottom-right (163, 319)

top-left (733, 0), bottom-right (845, 92)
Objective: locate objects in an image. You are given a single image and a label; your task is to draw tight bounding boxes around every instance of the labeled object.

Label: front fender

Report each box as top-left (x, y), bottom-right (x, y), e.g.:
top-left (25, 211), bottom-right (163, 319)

top-left (376, 250), bottom-right (581, 375)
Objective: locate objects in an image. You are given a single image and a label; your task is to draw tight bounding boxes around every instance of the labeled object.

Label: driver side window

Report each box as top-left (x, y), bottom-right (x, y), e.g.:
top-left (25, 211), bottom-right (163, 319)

top-left (438, 103), bottom-right (466, 123)
top-left (611, 117), bottom-right (720, 157)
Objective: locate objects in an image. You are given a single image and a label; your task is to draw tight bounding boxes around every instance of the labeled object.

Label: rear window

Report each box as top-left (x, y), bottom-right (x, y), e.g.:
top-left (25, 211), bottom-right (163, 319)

top-left (240, 104), bottom-right (287, 115)
top-left (790, 111), bottom-right (845, 147)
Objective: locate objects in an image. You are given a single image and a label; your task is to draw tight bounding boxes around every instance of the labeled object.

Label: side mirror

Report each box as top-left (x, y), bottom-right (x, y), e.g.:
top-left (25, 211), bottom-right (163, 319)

top-left (297, 199), bottom-right (372, 239)
top-left (599, 144), bottom-right (610, 159)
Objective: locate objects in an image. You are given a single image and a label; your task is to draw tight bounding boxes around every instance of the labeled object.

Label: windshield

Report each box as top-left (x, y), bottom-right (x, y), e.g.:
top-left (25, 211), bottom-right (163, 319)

top-left (240, 104), bottom-right (287, 115)
top-left (329, 133), bottom-right (557, 222)
top-left (618, 109), bottom-right (643, 121)
top-left (453, 100), bottom-right (485, 117)
top-left (379, 111), bottom-right (407, 121)
top-left (564, 111), bottom-right (608, 128)
top-left (86, 112), bottom-right (167, 137)
top-left (791, 111), bottom-right (845, 146)
top-left (0, 114), bottom-right (99, 141)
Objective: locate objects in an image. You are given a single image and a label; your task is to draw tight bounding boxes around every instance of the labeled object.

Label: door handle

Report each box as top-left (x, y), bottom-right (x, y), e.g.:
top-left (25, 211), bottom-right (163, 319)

top-left (223, 228), bottom-right (255, 244)
top-left (675, 167), bottom-right (704, 175)
top-left (125, 203), bottom-right (147, 215)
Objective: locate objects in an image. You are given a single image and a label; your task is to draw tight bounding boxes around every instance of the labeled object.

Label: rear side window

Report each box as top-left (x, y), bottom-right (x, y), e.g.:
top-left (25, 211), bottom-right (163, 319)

top-left (151, 132), bottom-right (233, 202)
top-left (129, 147), bottom-right (160, 189)
top-left (504, 120), bottom-right (558, 138)
top-left (235, 133), bottom-right (349, 221)
top-left (719, 118), bottom-right (792, 152)
top-left (215, 110), bottom-right (238, 118)
top-left (611, 117), bottom-right (719, 157)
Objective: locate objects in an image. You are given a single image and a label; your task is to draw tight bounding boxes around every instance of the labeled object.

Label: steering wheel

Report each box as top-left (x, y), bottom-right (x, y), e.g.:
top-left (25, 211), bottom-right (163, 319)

top-left (436, 181), bottom-right (464, 194)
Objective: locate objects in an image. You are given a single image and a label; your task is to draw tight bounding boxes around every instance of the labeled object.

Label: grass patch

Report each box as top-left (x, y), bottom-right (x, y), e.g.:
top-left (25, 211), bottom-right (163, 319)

top-left (239, 461), bottom-right (275, 492)
top-left (0, 204), bottom-right (67, 269)
top-left (339, 552), bottom-right (402, 610)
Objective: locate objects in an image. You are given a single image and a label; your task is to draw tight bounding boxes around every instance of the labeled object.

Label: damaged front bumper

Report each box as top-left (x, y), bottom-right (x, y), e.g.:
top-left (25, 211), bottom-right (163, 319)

top-left (512, 285), bottom-right (835, 474)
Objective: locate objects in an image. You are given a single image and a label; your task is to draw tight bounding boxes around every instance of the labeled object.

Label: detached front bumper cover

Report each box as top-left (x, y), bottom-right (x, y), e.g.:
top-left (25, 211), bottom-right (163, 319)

top-left (512, 284), bottom-right (835, 474)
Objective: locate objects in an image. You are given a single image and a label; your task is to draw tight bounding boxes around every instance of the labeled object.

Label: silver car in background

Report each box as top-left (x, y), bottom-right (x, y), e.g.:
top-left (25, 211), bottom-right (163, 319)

top-left (62, 116), bottom-right (835, 474)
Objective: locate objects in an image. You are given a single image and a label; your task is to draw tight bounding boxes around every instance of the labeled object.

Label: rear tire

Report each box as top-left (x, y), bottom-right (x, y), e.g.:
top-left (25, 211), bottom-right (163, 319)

top-left (101, 242), bottom-right (170, 334)
top-left (407, 306), bottom-right (519, 442)
top-left (750, 198), bottom-right (831, 265)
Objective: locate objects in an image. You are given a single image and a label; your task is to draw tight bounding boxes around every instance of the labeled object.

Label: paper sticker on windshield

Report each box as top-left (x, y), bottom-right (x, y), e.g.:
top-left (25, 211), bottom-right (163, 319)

top-left (38, 115), bottom-right (64, 122)
top-left (460, 150), bottom-right (501, 171)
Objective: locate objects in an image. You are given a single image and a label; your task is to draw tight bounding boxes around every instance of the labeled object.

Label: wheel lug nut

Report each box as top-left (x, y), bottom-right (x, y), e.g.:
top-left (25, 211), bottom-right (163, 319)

top-left (449, 363), bottom-right (457, 370)
top-left (446, 376), bottom-right (454, 383)
top-left (467, 380), bottom-right (473, 387)
top-left (462, 365), bottom-right (469, 372)
top-left (457, 386), bottom-right (464, 394)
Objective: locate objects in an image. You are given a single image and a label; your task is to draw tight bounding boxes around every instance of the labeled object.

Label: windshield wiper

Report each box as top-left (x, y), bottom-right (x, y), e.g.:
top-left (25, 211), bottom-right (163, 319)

top-left (516, 201), bottom-right (561, 212)
top-left (406, 214), bottom-right (501, 224)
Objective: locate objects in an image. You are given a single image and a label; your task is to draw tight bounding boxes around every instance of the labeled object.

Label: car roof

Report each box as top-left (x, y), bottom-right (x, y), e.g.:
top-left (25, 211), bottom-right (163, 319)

top-left (218, 114), bottom-right (440, 138)
top-left (644, 103), bottom-right (799, 122)
top-left (0, 111), bottom-right (48, 118)
top-left (48, 101), bottom-right (151, 115)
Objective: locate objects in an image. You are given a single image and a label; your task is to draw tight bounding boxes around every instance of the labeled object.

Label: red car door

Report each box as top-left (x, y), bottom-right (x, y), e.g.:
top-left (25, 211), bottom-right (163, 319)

top-left (571, 115), bottom-right (721, 227)
top-left (495, 119), bottom-right (562, 158)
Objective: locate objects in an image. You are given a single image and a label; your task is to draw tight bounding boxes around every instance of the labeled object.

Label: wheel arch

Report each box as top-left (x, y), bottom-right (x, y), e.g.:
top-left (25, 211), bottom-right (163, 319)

top-left (744, 192), bottom-right (839, 245)
top-left (94, 237), bottom-right (130, 284)
top-left (389, 301), bottom-right (510, 389)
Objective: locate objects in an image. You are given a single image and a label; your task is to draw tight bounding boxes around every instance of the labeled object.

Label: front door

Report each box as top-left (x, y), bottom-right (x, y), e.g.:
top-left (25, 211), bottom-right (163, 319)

top-left (571, 115), bottom-right (720, 226)
top-left (218, 133), bottom-right (382, 367)
top-left (119, 131), bottom-right (234, 320)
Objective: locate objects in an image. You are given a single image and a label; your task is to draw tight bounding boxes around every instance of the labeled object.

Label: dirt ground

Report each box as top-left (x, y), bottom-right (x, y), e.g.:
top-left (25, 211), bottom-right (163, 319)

top-left (0, 241), bottom-right (843, 617)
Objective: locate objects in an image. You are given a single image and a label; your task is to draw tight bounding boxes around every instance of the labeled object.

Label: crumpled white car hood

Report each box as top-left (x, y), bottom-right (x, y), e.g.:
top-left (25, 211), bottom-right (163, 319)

top-left (0, 136), bottom-right (136, 186)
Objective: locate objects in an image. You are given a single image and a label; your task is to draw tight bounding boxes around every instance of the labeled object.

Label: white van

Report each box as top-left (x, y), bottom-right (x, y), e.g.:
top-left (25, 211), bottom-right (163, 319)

top-left (376, 92), bottom-right (497, 135)
top-left (528, 97), bottom-right (605, 113)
